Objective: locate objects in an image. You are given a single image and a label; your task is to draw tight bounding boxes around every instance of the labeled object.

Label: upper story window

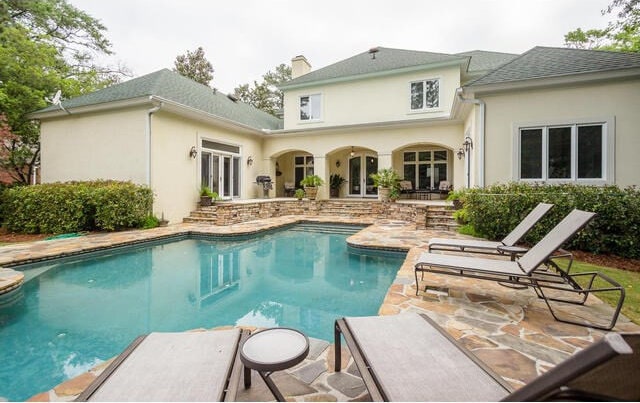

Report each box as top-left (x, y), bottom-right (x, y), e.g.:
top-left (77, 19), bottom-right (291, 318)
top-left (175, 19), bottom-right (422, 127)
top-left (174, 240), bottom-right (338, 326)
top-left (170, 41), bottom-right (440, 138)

top-left (410, 79), bottom-right (440, 110)
top-left (300, 94), bottom-right (321, 121)
top-left (517, 120), bottom-right (612, 183)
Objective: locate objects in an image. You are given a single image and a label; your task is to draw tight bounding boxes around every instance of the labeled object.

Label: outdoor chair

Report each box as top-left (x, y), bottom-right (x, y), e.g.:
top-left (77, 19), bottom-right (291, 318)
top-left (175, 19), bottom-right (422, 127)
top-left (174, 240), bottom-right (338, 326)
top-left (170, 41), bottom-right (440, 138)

top-left (76, 329), bottom-right (250, 401)
top-left (334, 312), bottom-right (639, 401)
top-left (416, 209), bottom-right (625, 330)
top-left (428, 202), bottom-right (554, 256)
top-left (284, 182), bottom-right (295, 197)
top-left (437, 180), bottom-right (451, 197)
top-left (398, 180), bottom-right (415, 198)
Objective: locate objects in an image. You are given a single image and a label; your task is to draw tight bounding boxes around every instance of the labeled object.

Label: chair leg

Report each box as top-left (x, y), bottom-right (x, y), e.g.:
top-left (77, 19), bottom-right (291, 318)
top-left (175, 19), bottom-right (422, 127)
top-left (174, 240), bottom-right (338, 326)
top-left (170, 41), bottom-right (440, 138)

top-left (334, 321), bottom-right (343, 372)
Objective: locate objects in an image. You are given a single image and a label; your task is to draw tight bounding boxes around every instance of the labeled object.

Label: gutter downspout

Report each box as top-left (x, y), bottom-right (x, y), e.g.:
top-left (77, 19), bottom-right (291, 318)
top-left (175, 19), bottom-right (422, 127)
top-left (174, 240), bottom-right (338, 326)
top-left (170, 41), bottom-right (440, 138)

top-left (146, 99), bottom-right (162, 186)
top-left (455, 88), bottom-right (485, 188)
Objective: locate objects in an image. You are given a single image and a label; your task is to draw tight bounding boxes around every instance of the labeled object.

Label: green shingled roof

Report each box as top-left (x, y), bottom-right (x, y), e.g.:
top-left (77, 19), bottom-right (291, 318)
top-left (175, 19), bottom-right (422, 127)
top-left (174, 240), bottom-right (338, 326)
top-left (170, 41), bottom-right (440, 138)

top-left (34, 69), bottom-right (283, 131)
top-left (455, 50), bottom-right (518, 72)
top-left (281, 47), bottom-right (469, 87)
top-left (466, 46), bottom-right (640, 87)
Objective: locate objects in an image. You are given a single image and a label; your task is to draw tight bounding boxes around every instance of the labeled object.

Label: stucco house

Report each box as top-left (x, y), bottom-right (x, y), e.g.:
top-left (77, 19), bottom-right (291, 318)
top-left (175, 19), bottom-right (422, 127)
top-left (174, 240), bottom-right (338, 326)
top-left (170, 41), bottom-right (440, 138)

top-left (31, 46), bottom-right (640, 224)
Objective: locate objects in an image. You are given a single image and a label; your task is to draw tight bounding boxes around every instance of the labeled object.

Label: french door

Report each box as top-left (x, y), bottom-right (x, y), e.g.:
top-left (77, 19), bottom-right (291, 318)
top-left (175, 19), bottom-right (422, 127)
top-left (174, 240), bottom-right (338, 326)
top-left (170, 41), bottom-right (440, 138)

top-left (201, 151), bottom-right (240, 199)
top-left (348, 154), bottom-right (378, 197)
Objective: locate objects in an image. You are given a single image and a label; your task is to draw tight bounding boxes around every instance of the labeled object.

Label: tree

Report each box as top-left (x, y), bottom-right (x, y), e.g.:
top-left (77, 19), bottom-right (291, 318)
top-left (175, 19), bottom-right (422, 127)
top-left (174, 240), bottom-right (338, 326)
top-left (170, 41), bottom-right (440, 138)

top-left (0, 0), bottom-right (126, 184)
top-left (565, 0), bottom-right (640, 52)
top-left (233, 64), bottom-right (291, 116)
top-left (173, 47), bottom-right (214, 86)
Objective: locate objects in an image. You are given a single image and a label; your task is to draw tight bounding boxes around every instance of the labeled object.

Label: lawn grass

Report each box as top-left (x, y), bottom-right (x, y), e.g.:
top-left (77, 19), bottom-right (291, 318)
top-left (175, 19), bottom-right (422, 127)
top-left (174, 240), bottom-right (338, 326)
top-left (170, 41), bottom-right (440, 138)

top-left (554, 258), bottom-right (640, 325)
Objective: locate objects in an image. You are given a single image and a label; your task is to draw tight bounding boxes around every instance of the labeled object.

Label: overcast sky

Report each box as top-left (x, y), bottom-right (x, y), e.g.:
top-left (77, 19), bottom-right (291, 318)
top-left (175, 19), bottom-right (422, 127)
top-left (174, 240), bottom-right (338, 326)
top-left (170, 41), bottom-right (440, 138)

top-left (70, 0), bottom-right (614, 93)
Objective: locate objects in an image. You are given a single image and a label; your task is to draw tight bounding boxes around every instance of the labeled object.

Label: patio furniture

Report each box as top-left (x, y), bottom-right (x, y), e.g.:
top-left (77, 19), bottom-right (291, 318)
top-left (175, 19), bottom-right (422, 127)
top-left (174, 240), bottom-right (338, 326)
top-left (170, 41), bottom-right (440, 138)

top-left (398, 180), bottom-right (415, 199)
top-left (437, 180), bottom-right (451, 198)
top-left (334, 313), bottom-right (638, 401)
top-left (76, 329), bottom-right (250, 401)
top-left (428, 202), bottom-right (554, 255)
top-left (415, 209), bottom-right (625, 330)
top-left (284, 182), bottom-right (295, 197)
top-left (240, 328), bottom-right (309, 402)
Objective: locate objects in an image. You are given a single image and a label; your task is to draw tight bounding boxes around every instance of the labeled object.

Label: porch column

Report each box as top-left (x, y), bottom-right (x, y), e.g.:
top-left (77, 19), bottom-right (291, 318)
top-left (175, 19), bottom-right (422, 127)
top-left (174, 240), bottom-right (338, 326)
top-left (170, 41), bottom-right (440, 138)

top-left (314, 155), bottom-right (328, 200)
top-left (377, 152), bottom-right (392, 170)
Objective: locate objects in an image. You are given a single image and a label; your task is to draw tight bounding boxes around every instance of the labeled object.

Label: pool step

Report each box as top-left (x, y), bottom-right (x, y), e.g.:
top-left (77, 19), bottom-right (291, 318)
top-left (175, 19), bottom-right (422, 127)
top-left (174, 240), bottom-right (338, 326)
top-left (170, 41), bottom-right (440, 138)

top-left (289, 223), bottom-right (364, 235)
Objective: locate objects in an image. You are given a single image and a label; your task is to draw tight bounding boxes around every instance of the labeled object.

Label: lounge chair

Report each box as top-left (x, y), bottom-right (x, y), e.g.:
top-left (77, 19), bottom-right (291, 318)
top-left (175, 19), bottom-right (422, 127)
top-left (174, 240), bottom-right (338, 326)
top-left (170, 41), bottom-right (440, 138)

top-left (428, 202), bottom-right (554, 255)
top-left (334, 312), bottom-right (638, 401)
top-left (76, 329), bottom-right (250, 401)
top-left (415, 209), bottom-right (625, 330)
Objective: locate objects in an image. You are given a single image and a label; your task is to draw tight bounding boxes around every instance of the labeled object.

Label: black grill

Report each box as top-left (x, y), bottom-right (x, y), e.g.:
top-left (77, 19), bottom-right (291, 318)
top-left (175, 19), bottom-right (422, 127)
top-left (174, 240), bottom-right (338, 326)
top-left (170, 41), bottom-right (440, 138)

top-left (256, 175), bottom-right (273, 197)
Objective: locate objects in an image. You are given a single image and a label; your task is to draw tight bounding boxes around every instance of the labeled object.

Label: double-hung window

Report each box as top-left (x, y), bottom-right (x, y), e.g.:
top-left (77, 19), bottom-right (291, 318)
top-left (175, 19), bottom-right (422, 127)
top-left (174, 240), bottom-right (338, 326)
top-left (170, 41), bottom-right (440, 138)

top-left (299, 94), bottom-right (321, 121)
top-left (410, 79), bottom-right (440, 111)
top-left (517, 121), bottom-right (610, 183)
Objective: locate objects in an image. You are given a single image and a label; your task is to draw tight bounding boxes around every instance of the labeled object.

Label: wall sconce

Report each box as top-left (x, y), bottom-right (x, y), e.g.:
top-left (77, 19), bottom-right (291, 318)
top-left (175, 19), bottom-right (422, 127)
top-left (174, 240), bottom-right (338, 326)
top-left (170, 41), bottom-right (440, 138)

top-left (350, 146), bottom-right (355, 157)
top-left (336, 160), bottom-right (341, 168)
top-left (247, 156), bottom-right (254, 166)
top-left (189, 146), bottom-right (198, 159)
top-left (456, 148), bottom-right (465, 160)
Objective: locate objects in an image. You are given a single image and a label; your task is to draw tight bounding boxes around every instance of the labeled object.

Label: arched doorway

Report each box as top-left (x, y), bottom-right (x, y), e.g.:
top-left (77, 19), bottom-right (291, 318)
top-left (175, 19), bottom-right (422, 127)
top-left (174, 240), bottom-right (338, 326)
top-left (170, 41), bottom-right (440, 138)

top-left (348, 153), bottom-right (378, 197)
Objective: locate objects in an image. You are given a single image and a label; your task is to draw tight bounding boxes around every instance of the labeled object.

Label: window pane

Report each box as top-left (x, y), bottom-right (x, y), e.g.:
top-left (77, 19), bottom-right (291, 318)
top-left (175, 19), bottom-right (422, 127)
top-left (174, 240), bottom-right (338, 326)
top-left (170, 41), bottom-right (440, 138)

top-left (418, 151), bottom-right (431, 161)
top-left (434, 163), bottom-right (447, 188)
top-left (300, 96), bottom-right (309, 120)
top-left (309, 94), bottom-right (321, 120)
top-left (418, 164), bottom-right (431, 189)
top-left (295, 167), bottom-right (304, 186)
top-left (306, 156), bottom-right (314, 165)
top-left (425, 79), bottom-right (439, 108)
top-left (232, 157), bottom-right (240, 197)
top-left (410, 82), bottom-right (424, 110)
top-left (520, 129), bottom-right (542, 179)
top-left (404, 152), bottom-right (416, 162)
top-left (548, 127), bottom-right (572, 179)
top-left (578, 125), bottom-right (603, 179)
top-left (433, 150), bottom-right (447, 161)
top-left (403, 165), bottom-right (416, 188)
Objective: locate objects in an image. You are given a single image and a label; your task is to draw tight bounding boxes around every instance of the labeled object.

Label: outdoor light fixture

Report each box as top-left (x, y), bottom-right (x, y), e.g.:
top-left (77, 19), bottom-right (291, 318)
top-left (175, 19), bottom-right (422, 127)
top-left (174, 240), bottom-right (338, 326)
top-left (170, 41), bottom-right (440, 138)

top-left (189, 146), bottom-right (198, 159)
top-left (458, 136), bottom-right (474, 188)
top-left (336, 160), bottom-right (341, 168)
top-left (247, 156), bottom-right (254, 166)
top-left (456, 148), bottom-right (465, 160)
top-left (350, 146), bottom-right (355, 157)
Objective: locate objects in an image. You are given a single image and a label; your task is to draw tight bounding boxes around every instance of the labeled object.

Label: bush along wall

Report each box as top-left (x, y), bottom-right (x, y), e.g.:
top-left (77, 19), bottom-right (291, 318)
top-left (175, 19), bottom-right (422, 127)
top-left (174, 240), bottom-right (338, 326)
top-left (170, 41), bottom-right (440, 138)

top-left (459, 183), bottom-right (640, 259)
top-left (1, 181), bottom-right (153, 234)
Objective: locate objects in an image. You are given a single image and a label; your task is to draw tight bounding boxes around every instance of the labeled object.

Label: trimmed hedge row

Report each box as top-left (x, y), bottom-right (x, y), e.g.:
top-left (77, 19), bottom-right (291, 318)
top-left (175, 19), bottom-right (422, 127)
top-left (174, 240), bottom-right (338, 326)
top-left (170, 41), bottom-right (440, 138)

top-left (459, 183), bottom-right (640, 259)
top-left (1, 181), bottom-right (154, 234)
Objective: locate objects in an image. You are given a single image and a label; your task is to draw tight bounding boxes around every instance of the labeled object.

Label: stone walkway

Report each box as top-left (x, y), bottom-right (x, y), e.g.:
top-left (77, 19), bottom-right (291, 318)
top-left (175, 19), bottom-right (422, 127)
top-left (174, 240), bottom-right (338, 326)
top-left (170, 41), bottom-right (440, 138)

top-left (0, 217), bottom-right (635, 402)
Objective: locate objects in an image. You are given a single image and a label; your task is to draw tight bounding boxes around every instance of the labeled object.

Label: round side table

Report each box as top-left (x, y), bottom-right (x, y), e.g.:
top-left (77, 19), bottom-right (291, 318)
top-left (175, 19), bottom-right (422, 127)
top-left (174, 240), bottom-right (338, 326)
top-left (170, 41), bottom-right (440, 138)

top-left (240, 328), bottom-right (309, 402)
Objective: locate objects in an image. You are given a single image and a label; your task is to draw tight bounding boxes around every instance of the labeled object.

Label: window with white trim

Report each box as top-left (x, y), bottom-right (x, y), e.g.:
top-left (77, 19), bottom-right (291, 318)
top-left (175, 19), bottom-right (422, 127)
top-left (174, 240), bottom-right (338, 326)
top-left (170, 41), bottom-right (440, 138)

top-left (518, 122), bottom-right (608, 182)
top-left (410, 79), bottom-right (440, 110)
top-left (403, 150), bottom-right (448, 190)
top-left (299, 94), bottom-right (321, 121)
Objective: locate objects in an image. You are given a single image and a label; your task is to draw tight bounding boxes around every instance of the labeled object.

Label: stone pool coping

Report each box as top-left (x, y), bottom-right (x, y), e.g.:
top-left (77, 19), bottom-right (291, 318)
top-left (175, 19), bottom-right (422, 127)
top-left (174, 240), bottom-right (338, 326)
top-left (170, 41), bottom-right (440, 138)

top-left (0, 217), bottom-right (636, 402)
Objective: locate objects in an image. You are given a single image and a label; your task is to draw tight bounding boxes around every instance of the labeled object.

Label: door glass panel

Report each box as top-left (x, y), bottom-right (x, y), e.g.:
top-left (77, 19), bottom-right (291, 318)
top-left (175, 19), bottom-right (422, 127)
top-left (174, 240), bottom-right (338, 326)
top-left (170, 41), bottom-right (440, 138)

top-left (201, 152), bottom-right (211, 189)
top-left (295, 167), bottom-right (304, 188)
top-left (211, 155), bottom-right (220, 194)
top-left (365, 156), bottom-right (378, 195)
top-left (349, 157), bottom-right (361, 195)
top-left (418, 164), bottom-right (431, 190)
top-left (403, 165), bottom-right (416, 189)
top-left (434, 163), bottom-right (447, 188)
top-left (548, 127), bottom-right (572, 179)
top-left (223, 156), bottom-right (231, 197)
top-left (232, 157), bottom-right (240, 197)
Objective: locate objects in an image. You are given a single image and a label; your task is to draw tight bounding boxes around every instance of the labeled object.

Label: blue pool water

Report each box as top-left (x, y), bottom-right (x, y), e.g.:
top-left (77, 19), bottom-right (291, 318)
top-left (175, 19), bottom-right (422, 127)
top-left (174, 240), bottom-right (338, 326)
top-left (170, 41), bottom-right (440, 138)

top-left (0, 225), bottom-right (404, 401)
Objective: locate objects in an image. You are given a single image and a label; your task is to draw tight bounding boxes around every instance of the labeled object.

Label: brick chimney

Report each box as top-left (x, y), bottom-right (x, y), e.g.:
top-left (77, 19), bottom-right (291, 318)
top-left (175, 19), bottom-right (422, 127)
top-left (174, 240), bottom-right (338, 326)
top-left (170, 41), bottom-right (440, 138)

top-left (291, 55), bottom-right (311, 79)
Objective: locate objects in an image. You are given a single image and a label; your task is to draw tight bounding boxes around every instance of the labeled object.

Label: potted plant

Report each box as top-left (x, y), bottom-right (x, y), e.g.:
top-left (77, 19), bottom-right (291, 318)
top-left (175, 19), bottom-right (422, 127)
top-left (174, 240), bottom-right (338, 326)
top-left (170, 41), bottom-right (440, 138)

top-left (447, 189), bottom-right (465, 210)
top-left (369, 168), bottom-right (400, 202)
top-left (329, 173), bottom-right (346, 198)
top-left (389, 185), bottom-right (401, 202)
top-left (199, 186), bottom-right (219, 206)
top-left (299, 174), bottom-right (324, 200)
top-left (294, 188), bottom-right (305, 200)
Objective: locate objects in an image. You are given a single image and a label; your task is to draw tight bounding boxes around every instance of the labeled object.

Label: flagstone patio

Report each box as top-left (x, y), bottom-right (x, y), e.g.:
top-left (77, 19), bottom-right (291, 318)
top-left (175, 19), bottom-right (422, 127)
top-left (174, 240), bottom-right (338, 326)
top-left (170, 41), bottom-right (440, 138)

top-left (1, 217), bottom-right (635, 402)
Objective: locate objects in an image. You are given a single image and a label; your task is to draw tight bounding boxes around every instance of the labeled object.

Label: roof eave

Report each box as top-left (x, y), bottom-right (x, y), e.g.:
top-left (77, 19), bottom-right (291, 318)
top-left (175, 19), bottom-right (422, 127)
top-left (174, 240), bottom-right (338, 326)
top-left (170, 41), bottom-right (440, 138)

top-left (28, 96), bottom-right (153, 119)
top-left (464, 67), bottom-right (640, 95)
top-left (279, 58), bottom-right (468, 91)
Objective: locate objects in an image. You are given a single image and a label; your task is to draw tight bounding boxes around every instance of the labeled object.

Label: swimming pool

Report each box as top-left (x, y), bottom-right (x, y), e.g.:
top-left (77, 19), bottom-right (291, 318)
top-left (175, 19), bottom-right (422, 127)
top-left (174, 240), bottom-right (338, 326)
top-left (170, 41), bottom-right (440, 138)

top-left (0, 224), bottom-right (404, 401)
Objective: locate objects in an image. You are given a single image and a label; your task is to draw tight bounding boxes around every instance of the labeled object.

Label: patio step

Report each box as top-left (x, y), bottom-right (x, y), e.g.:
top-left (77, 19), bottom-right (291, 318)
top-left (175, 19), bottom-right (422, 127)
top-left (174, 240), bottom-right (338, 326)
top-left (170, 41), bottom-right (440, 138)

top-left (425, 206), bottom-right (459, 231)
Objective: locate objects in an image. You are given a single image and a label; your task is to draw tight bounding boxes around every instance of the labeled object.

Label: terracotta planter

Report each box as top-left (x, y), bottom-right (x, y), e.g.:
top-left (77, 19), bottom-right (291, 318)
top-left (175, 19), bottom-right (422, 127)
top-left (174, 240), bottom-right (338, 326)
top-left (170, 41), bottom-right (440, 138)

top-left (304, 186), bottom-right (318, 200)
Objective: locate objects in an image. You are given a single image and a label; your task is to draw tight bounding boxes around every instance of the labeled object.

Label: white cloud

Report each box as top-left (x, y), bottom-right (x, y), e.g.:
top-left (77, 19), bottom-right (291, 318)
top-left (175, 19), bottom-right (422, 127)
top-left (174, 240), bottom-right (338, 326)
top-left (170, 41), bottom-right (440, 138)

top-left (71, 0), bottom-right (614, 93)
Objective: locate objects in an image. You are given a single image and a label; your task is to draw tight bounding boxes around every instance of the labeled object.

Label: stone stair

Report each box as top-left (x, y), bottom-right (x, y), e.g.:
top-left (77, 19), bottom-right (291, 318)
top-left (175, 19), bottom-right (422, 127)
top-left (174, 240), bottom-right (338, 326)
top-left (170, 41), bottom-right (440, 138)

top-left (425, 205), bottom-right (459, 231)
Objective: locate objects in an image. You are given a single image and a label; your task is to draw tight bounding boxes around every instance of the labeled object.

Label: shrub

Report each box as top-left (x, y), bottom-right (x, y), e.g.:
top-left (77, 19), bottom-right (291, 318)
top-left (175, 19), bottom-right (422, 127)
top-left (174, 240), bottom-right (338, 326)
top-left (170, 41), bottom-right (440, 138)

top-left (1, 181), bottom-right (153, 234)
top-left (461, 183), bottom-right (640, 258)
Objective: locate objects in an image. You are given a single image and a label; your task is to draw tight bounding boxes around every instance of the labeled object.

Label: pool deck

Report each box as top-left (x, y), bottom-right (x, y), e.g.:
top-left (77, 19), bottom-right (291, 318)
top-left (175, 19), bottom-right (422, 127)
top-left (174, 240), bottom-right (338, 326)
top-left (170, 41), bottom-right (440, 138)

top-left (2, 216), bottom-right (636, 402)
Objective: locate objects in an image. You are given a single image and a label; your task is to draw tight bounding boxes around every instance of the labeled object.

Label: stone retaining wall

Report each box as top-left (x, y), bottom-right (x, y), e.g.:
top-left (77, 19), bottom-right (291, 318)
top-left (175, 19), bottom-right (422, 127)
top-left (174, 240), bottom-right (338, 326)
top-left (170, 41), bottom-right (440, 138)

top-left (188, 200), bottom-right (429, 229)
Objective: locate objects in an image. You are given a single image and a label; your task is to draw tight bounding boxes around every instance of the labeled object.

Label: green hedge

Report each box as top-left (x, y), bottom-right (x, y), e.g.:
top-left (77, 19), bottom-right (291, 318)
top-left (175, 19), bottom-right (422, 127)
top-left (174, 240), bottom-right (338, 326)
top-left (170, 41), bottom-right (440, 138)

top-left (459, 183), bottom-right (640, 259)
top-left (1, 181), bottom-right (153, 234)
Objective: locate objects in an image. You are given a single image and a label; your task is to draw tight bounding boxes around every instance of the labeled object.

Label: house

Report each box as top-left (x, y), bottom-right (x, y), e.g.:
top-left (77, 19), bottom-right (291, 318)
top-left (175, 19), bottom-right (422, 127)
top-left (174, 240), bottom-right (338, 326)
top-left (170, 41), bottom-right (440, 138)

top-left (30, 46), bottom-right (640, 224)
